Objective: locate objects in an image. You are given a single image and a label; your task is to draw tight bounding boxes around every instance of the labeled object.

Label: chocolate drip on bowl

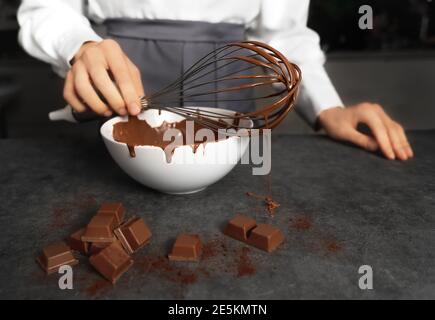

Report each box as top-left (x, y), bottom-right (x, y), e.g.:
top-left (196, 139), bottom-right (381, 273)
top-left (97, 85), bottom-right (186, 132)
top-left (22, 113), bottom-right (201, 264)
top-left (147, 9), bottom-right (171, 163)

top-left (112, 116), bottom-right (230, 163)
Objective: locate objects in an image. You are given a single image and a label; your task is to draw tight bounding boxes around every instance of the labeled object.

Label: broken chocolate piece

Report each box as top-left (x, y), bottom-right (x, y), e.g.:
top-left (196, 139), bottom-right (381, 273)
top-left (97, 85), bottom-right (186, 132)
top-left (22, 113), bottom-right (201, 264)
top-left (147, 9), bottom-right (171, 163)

top-left (89, 241), bottom-right (133, 284)
top-left (247, 224), bottom-right (284, 252)
top-left (224, 214), bottom-right (257, 242)
top-left (114, 216), bottom-right (151, 254)
top-left (88, 242), bottom-right (110, 256)
top-left (168, 234), bottom-right (202, 261)
top-left (36, 242), bottom-right (78, 275)
top-left (82, 215), bottom-right (116, 243)
top-left (67, 228), bottom-right (89, 255)
top-left (97, 202), bottom-right (125, 226)
top-left (223, 215), bottom-right (285, 252)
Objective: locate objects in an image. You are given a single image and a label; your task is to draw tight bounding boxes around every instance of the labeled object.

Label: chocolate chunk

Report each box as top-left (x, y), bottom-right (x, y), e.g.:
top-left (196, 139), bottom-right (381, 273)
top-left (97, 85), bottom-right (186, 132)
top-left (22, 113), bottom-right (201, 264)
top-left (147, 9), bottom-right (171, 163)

top-left (89, 241), bottom-right (133, 284)
top-left (67, 228), bottom-right (89, 255)
top-left (223, 215), bottom-right (285, 252)
top-left (97, 202), bottom-right (125, 226)
top-left (82, 215), bottom-right (116, 243)
top-left (88, 242), bottom-right (110, 256)
top-left (36, 242), bottom-right (78, 275)
top-left (224, 214), bottom-right (257, 242)
top-left (247, 224), bottom-right (284, 252)
top-left (114, 216), bottom-right (151, 254)
top-left (168, 234), bottom-right (202, 261)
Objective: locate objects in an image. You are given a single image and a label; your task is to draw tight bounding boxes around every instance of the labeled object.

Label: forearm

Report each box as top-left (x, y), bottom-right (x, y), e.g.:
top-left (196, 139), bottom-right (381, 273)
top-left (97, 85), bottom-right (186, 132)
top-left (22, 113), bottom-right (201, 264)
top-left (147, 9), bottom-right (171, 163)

top-left (296, 64), bottom-right (344, 126)
top-left (17, 0), bottom-right (102, 76)
top-left (250, 0), bottom-right (344, 126)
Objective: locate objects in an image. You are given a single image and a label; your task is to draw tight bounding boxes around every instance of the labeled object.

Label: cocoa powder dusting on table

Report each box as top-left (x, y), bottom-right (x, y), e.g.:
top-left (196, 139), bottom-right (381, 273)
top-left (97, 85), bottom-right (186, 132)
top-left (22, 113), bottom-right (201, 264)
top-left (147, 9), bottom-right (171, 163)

top-left (202, 238), bottom-right (222, 260)
top-left (83, 279), bottom-right (112, 297)
top-left (236, 247), bottom-right (256, 277)
top-left (246, 192), bottom-right (280, 217)
top-left (73, 194), bottom-right (98, 210)
top-left (290, 216), bottom-right (313, 231)
top-left (265, 197), bottom-right (280, 216)
top-left (199, 238), bottom-right (238, 275)
top-left (135, 254), bottom-right (198, 285)
top-left (201, 238), bottom-right (258, 279)
top-left (325, 241), bottom-right (343, 254)
top-left (51, 206), bottom-right (68, 229)
top-left (132, 236), bottom-right (257, 288)
top-left (43, 194), bottom-right (98, 237)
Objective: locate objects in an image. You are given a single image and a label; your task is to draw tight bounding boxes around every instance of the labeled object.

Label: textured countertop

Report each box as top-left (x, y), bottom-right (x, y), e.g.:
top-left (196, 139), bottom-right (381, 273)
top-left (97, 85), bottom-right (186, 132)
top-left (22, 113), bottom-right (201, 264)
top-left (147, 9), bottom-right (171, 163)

top-left (0, 132), bottom-right (434, 299)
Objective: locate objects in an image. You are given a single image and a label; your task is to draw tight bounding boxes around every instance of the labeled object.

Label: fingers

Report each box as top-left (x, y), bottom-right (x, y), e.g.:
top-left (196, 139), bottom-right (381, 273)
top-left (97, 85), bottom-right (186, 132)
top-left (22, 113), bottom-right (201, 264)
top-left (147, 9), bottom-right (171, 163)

top-left (394, 122), bottom-right (414, 158)
top-left (81, 47), bottom-right (127, 116)
top-left (346, 128), bottom-right (379, 152)
top-left (66, 39), bottom-right (143, 116)
top-left (357, 103), bottom-right (414, 161)
top-left (63, 70), bottom-right (86, 113)
top-left (376, 108), bottom-right (413, 160)
top-left (318, 102), bottom-right (414, 161)
top-left (72, 60), bottom-right (111, 116)
top-left (103, 40), bottom-right (142, 115)
top-left (382, 117), bottom-right (413, 160)
top-left (359, 108), bottom-right (395, 160)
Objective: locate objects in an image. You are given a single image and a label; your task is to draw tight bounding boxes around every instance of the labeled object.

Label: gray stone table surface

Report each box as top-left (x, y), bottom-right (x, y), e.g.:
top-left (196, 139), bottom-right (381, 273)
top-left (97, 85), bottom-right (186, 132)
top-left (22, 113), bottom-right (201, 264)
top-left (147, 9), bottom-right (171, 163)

top-left (0, 131), bottom-right (434, 299)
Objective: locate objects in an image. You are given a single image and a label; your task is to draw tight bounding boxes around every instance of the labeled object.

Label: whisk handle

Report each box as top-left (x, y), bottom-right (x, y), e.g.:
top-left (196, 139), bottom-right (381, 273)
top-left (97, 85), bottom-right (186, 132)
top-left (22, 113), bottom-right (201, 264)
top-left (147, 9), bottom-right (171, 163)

top-left (48, 105), bottom-right (102, 123)
top-left (49, 81), bottom-right (124, 123)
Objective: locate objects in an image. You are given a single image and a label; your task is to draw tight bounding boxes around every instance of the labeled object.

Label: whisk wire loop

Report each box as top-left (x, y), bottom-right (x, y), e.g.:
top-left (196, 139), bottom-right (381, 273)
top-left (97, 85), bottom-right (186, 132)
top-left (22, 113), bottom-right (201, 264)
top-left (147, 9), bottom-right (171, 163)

top-left (140, 41), bottom-right (301, 133)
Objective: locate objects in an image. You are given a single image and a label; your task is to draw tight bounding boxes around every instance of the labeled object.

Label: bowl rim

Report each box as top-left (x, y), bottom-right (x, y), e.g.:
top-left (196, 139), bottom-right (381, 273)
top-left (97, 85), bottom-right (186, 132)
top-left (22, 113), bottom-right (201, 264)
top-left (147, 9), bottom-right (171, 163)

top-left (100, 106), bottom-right (253, 150)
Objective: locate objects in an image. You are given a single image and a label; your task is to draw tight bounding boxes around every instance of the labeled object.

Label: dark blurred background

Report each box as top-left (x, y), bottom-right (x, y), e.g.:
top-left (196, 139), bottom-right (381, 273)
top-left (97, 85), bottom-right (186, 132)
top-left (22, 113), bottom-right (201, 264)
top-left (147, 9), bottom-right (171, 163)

top-left (0, 0), bottom-right (434, 137)
top-left (311, 0), bottom-right (435, 51)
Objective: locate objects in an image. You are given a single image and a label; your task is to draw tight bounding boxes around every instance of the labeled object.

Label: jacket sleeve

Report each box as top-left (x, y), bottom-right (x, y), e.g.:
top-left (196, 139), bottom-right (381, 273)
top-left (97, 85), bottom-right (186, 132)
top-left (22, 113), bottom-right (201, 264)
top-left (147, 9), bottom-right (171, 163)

top-left (17, 0), bottom-right (102, 76)
top-left (249, 0), bottom-right (344, 126)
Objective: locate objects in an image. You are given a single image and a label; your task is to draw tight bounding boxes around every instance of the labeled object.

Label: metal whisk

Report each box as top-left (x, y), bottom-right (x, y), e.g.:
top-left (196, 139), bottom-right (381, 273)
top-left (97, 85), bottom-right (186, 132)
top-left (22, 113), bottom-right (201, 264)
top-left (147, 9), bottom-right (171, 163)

top-left (139, 41), bottom-right (301, 133)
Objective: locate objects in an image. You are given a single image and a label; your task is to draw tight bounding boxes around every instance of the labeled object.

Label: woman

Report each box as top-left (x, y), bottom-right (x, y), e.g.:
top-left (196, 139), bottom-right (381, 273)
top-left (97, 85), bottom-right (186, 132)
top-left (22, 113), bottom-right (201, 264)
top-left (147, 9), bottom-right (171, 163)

top-left (17, 0), bottom-right (413, 160)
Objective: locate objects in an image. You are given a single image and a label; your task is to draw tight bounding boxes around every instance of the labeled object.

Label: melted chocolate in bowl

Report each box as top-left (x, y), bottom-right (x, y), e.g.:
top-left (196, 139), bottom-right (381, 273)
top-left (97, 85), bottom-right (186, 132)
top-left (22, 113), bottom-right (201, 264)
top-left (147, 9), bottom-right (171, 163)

top-left (112, 116), bottom-right (228, 163)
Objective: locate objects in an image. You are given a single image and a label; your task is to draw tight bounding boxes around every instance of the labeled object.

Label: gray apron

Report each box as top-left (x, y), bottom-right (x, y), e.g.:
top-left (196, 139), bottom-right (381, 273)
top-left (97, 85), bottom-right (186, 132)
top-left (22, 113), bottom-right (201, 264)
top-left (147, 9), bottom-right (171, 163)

top-left (104, 18), bottom-right (254, 112)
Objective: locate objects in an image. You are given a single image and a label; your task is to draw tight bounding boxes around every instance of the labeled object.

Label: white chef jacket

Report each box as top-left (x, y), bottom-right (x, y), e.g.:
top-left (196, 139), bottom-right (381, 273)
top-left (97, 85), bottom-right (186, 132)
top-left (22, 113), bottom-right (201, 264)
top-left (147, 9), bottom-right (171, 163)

top-left (17, 0), bottom-right (344, 125)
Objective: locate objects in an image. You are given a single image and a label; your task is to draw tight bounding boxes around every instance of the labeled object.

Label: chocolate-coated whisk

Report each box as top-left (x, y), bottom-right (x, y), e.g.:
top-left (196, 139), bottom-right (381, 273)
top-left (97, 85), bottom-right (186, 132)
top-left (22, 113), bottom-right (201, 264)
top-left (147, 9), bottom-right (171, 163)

top-left (140, 41), bottom-right (301, 133)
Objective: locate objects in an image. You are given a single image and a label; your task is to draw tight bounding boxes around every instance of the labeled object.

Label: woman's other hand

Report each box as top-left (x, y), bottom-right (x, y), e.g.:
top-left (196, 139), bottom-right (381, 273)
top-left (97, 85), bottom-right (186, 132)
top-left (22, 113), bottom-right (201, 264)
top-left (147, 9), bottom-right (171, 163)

top-left (318, 103), bottom-right (414, 161)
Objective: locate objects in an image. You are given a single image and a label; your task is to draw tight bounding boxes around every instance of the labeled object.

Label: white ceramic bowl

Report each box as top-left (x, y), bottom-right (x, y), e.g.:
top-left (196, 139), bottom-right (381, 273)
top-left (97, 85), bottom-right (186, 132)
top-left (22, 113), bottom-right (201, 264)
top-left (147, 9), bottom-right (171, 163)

top-left (100, 107), bottom-right (252, 194)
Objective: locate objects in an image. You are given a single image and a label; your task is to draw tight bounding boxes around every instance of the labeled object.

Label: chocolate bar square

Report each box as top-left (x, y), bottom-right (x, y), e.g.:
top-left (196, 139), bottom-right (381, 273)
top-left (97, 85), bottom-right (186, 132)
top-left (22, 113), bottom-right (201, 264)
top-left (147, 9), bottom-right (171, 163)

top-left (224, 214), bottom-right (257, 242)
top-left (168, 234), bottom-right (202, 261)
top-left (114, 217), bottom-right (151, 254)
top-left (82, 215), bottom-right (116, 243)
top-left (36, 242), bottom-right (78, 275)
top-left (88, 242), bottom-right (110, 256)
top-left (89, 241), bottom-right (133, 284)
top-left (247, 224), bottom-right (284, 252)
top-left (97, 202), bottom-right (125, 226)
top-left (67, 228), bottom-right (89, 255)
